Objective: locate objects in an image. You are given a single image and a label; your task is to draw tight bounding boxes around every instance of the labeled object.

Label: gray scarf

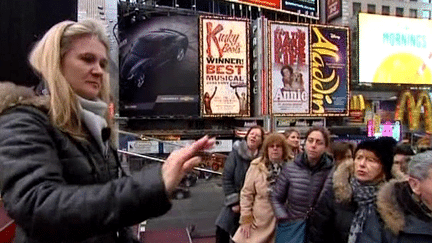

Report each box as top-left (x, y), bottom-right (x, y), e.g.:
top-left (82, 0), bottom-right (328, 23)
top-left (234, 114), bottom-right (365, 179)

top-left (77, 96), bottom-right (109, 155)
top-left (348, 177), bottom-right (379, 243)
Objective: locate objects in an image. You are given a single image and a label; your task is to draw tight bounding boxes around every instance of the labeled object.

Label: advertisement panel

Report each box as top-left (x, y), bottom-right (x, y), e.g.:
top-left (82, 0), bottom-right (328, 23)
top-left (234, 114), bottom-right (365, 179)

top-left (225, 0), bottom-right (319, 19)
top-left (200, 16), bottom-right (250, 117)
top-left (269, 22), bottom-right (310, 116)
top-left (310, 25), bottom-right (349, 116)
top-left (326, 0), bottom-right (342, 22)
top-left (119, 14), bottom-right (200, 117)
top-left (359, 13), bottom-right (432, 85)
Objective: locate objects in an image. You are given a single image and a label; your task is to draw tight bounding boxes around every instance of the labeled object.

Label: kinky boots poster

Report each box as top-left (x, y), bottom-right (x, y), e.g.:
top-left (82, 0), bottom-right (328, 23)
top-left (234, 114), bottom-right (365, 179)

top-left (200, 16), bottom-right (250, 117)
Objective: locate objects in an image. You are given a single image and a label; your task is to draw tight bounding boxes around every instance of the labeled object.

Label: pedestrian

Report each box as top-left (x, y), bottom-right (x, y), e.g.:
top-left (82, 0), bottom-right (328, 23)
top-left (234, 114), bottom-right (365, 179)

top-left (283, 128), bottom-right (301, 158)
top-left (309, 137), bottom-right (397, 243)
top-left (271, 126), bottom-right (334, 243)
top-left (373, 150), bottom-right (432, 242)
top-left (331, 141), bottom-right (355, 167)
top-left (232, 133), bottom-right (291, 243)
top-left (391, 143), bottom-right (415, 180)
top-left (0, 19), bottom-right (215, 243)
top-left (215, 125), bottom-right (265, 243)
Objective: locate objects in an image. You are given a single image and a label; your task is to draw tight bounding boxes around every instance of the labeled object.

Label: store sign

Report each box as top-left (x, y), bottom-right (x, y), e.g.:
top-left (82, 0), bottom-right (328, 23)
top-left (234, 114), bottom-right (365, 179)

top-left (224, 0), bottom-right (319, 19)
top-left (128, 141), bottom-right (160, 154)
top-left (275, 117), bottom-right (325, 134)
top-left (395, 90), bottom-right (432, 133)
top-left (200, 16), bottom-right (250, 117)
top-left (326, 0), bottom-right (341, 22)
top-left (162, 139), bottom-right (233, 153)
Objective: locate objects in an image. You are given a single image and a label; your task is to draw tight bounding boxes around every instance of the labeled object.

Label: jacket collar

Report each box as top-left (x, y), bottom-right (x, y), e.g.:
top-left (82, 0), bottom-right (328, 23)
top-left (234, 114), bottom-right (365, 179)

top-left (232, 140), bottom-right (259, 161)
top-left (333, 158), bottom-right (355, 203)
top-left (377, 180), bottom-right (432, 236)
top-left (0, 82), bottom-right (49, 114)
top-left (294, 152), bottom-right (333, 171)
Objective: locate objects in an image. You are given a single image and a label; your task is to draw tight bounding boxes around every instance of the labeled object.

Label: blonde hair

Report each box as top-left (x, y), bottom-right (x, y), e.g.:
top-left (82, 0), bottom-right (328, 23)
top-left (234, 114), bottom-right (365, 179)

top-left (29, 19), bottom-right (111, 138)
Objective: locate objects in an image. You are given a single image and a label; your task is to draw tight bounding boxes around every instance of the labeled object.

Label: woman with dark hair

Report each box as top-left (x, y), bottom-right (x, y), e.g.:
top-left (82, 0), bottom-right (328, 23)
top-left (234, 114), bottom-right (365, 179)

top-left (271, 126), bottom-right (334, 242)
top-left (331, 141), bottom-right (355, 167)
top-left (284, 128), bottom-right (301, 158)
top-left (309, 137), bottom-right (397, 243)
top-left (215, 125), bottom-right (265, 243)
top-left (233, 133), bottom-right (291, 243)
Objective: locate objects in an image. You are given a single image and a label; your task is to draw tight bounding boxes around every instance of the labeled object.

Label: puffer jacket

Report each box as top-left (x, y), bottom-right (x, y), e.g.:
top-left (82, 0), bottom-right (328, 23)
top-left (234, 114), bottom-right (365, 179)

top-left (271, 152), bottom-right (333, 222)
top-left (0, 82), bottom-right (171, 243)
top-left (215, 140), bottom-right (259, 236)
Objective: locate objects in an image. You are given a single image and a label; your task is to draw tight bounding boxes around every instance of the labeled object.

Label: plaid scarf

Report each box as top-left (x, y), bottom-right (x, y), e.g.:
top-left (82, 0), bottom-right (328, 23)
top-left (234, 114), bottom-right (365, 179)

top-left (347, 178), bottom-right (379, 243)
top-left (266, 161), bottom-right (283, 193)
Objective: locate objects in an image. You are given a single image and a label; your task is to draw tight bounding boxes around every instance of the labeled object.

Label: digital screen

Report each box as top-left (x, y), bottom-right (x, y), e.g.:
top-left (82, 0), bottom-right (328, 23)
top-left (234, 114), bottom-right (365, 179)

top-left (367, 120), bottom-right (401, 141)
top-left (359, 13), bottom-right (432, 85)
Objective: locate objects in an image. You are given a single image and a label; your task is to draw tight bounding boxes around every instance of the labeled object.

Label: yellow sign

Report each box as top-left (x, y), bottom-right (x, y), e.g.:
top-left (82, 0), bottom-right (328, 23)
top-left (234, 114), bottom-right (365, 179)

top-left (395, 90), bottom-right (432, 133)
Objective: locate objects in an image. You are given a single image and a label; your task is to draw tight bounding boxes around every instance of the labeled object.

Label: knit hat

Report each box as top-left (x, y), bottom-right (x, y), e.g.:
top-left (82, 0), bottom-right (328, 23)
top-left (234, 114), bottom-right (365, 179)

top-left (355, 137), bottom-right (398, 180)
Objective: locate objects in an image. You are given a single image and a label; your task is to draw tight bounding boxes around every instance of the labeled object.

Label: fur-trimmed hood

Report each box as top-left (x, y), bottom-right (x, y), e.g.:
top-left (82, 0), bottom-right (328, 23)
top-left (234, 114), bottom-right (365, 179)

top-left (376, 179), bottom-right (406, 235)
top-left (232, 140), bottom-right (259, 161)
top-left (332, 158), bottom-right (355, 203)
top-left (0, 82), bottom-right (49, 114)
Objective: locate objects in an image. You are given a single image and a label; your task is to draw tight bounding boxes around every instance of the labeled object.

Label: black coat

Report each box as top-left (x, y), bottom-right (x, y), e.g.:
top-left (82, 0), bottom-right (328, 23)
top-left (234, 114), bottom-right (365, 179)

top-left (0, 83), bottom-right (171, 243)
top-left (215, 140), bottom-right (258, 236)
top-left (370, 180), bottom-right (432, 243)
top-left (271, 152), bottom-right (333, 222)
top-left (308, 159), bottom-right (358, 243)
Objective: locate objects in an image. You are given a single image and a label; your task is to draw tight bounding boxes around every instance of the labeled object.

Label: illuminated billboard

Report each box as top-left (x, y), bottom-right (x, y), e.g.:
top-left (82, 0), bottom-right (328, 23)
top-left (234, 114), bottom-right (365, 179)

top-left (200, 16), bottom-right (250, 117)
top-left (225, 0), bottom-right (319, 19)
top-left (359, 13), bottom-right (432, 85)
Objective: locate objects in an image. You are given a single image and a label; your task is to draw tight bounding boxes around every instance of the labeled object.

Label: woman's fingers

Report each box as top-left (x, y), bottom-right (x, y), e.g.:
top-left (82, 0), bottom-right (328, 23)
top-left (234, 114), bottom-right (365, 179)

top-left (162, 136), bottom-right (215, 194)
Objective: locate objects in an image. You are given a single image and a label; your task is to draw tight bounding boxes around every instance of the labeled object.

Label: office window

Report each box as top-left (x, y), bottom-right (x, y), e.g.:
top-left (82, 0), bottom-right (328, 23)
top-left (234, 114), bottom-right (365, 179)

top-left (423, 10), bottom-right (431, 19)
top-left (353, 2), bottom-right (361, 15)
top-left (409, 9), bottom-right (417, 18)
top-left (382, 6), bottom-right (390, 15)
top-left (396, 7), bottom-right (404, 17)
top-left (367, 4), bottom-right (376, 14)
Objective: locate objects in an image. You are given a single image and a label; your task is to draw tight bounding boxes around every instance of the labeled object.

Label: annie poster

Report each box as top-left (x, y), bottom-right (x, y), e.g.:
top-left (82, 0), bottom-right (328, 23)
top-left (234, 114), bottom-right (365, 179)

top-left (310, 25), bottom-right (349, 116)
top-left (200, 16), bottom-right (250, 117)
top-left (269, 22), bottom-right (310, 115)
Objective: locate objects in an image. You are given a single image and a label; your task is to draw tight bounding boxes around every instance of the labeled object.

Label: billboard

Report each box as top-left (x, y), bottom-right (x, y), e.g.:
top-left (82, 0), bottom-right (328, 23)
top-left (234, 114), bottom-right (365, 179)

top-left (119, 14), bottom-right (200, 117)
top-left (224, 0), bottom-right (319, 19)
top-left (310, 25), bottom-right (349, 116)
top-left (200, 16), bottom-right (250, 117)
top-left (359, 13), bottom-right (432, 85)
top-left (269, 22), bottom-right (310, 116)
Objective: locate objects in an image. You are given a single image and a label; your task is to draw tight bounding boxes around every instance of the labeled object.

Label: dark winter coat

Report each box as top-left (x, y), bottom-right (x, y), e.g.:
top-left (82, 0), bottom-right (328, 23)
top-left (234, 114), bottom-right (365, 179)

top-left (369, 180), bottom-right (432, 243)
top-left (270, 152), bottom-right (333, 222)
top-left (308, 159), bottom-right (357, 243)
top-left (215, 140), bottom-right (259, 236)
top-left (0, 82), bottom-right (171, 243)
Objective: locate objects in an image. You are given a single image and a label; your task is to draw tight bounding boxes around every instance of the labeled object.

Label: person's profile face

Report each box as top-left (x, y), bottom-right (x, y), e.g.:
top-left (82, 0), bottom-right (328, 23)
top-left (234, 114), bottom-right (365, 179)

top-left (286, 131), bottom-right (300, 148)
top-left (61, 35), bottom-right (108, 100)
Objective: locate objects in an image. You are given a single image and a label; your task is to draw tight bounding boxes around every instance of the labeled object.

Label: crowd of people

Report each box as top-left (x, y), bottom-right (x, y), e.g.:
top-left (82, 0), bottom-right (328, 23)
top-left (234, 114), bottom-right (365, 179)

top-left (216, 125), bottom-right (432, 243)
top-left (1, 18), bottom-right (432, 243)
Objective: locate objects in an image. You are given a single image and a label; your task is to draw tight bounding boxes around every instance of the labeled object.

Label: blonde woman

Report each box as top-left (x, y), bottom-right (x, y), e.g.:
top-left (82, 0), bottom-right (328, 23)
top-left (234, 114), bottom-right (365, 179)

top-left (233, 133), bottom-right (290, 243)
top-left (0, 19), bottom-right (214, 243)
top-left (284, 128), bottom-right (301, 158)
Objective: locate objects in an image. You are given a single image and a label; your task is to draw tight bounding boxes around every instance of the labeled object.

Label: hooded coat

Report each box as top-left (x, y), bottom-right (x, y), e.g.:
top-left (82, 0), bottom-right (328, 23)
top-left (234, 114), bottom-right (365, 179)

top-left (0, 82), bottom-right (172, 243)
top-left (215, 140), bottom-right (259, 236)
top-left (370, 180), bottom-right (432, 243)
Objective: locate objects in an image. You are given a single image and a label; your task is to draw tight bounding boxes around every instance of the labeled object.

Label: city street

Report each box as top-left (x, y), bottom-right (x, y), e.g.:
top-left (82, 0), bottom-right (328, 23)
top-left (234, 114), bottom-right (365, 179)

top-left (142, 176), bottom-right (224, 241)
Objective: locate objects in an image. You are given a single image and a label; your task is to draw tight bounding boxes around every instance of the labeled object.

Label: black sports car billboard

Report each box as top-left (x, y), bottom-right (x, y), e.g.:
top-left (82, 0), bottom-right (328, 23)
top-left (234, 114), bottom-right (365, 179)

top-left (119, 14), bottom-right (200, 117)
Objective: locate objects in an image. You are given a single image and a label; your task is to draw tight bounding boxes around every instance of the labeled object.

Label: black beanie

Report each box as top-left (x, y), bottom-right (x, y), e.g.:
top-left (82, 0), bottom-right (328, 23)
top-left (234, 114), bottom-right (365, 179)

top-left (355, 137), bottom-right (397, 180)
